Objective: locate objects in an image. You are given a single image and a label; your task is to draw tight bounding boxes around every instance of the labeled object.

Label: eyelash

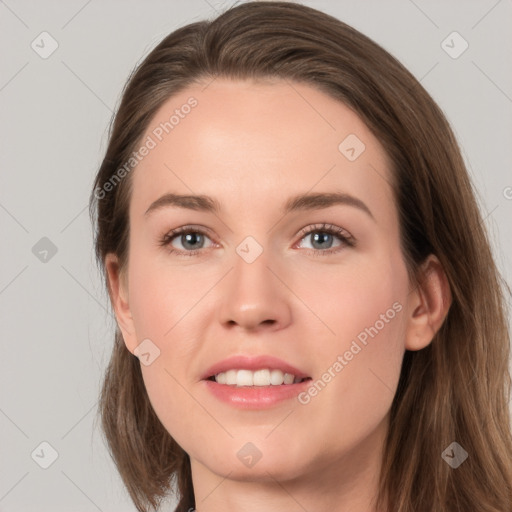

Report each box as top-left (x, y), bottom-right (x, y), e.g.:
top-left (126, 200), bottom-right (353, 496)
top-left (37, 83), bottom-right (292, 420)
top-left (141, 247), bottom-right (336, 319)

top-left (158, 223), bottom-right (356, 258)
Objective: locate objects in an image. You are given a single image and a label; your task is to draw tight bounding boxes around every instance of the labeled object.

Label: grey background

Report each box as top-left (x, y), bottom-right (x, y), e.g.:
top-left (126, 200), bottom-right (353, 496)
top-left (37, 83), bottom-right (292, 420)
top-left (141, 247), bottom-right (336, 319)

top-left (1, 1), bottom-right (511, 511)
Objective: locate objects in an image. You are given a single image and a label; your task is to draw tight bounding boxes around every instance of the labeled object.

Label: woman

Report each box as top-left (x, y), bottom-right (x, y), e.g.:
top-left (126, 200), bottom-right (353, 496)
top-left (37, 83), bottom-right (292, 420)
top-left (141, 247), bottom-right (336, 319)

top-left (89, 2), bottom-right (512, 511)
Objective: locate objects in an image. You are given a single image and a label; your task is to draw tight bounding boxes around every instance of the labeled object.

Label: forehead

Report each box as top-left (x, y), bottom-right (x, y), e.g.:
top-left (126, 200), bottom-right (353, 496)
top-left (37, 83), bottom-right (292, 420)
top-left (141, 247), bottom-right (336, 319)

top-left (130, 78), bottom-right (394, 221)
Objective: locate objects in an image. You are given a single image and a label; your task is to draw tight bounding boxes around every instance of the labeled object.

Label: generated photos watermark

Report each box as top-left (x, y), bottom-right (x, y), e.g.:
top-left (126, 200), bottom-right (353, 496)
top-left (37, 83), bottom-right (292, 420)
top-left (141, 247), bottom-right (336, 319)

top-left (94, 96), bottom-right (198, 200)
top-left (298, 301), bottom-right (403, 405)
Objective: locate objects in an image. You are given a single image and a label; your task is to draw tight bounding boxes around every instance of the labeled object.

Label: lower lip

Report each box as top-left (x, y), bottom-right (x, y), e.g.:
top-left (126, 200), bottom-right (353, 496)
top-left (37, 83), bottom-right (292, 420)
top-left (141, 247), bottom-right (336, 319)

top-left (202, 379), bottom-right (312, 409)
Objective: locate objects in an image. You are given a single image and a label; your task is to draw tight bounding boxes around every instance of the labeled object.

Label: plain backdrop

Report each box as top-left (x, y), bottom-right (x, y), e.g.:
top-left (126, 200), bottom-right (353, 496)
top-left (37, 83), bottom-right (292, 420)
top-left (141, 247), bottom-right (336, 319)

top-left (1, 1), bottom-right (511, 511)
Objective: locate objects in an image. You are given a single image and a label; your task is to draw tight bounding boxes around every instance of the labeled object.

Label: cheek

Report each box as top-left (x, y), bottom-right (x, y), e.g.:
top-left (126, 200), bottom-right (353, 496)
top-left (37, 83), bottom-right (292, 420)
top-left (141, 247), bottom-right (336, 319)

top-left (293, 253), bottom-right (406, 384)
top-left (127, 247), bottom-right (204, 341)
top-left (291, 252), bottom-right (406, 353)
top-left (295, 255), bottom-right (408, 437)
top-left (126, 252), bottom-right (216, 432)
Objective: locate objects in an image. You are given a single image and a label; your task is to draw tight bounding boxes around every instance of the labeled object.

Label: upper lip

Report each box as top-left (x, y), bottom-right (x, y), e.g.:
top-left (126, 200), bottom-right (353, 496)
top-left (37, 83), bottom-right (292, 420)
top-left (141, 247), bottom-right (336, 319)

top-left (200, 355), bottom-right (310, 380)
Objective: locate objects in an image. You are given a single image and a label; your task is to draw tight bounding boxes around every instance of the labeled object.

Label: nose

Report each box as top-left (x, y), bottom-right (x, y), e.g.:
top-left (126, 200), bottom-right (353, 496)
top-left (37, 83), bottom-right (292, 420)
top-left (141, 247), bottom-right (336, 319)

top-left (217, 247), bottom-right (292, 332)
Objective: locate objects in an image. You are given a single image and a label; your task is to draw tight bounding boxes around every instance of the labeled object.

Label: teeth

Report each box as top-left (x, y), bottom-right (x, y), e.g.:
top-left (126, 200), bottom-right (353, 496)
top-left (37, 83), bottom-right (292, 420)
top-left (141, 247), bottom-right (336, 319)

top-left (237, 369), bottom-right (253, 386)
top-left (283, 372), bottom-right (295, 384)
top-left (225, 369), bottom-right (237, 385)
top-left (253, 369), bottom-right (270, 385)
top-left (270, 369), bottom-right (284, 385)
top-left (213, 368), bottom-right (303, 387)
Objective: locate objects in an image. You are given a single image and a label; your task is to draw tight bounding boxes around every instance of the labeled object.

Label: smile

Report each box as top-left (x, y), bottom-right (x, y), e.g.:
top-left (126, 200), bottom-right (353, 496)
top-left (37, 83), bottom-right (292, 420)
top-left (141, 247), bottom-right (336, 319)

top-left (208, 368), bottom-right (310, 386)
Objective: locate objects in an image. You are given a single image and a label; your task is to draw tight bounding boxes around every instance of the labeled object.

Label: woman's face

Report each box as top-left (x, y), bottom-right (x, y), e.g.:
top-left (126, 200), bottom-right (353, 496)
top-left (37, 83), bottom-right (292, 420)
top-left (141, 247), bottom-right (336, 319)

top-left (108, 78), bottom-right (416, 487)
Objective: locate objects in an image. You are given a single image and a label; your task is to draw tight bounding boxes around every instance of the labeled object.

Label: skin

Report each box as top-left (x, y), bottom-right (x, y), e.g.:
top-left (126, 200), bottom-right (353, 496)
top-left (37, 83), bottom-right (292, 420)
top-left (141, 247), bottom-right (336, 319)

top-left (105, 78), bottom-right (452, 512)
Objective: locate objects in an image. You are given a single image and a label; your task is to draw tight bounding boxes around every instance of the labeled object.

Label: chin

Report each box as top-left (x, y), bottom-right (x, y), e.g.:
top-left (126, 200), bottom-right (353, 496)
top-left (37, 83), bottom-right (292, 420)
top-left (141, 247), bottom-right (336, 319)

top-left (194, 440), bottom-right (315, 483)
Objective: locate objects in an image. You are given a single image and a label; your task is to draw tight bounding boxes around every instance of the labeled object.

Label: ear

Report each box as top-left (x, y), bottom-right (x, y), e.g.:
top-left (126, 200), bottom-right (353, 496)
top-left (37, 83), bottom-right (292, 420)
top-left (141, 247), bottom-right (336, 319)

top-left (104, 253), bottom-right (138, 354)
top-left (404, 254), bottom-right (452, 351)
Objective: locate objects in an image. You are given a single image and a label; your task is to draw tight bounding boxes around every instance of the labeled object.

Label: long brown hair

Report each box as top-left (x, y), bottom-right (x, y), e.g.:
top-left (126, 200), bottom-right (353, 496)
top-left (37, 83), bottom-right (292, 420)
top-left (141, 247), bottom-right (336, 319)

top-left (89, 2), bottom-right (512, 511)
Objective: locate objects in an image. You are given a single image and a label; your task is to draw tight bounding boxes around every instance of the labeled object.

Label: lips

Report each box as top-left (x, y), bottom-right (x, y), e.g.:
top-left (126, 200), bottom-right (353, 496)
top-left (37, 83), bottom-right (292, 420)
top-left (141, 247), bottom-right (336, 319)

top-left (200, 355), bottom-right (312, 409)
top-left (200, 354), bottom-right (311, 383)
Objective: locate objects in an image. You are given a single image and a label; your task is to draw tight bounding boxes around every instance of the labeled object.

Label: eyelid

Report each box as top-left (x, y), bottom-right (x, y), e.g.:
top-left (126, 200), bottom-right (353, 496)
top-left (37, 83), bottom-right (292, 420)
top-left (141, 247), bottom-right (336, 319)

top-left (158, 224), bottom-right (217, 248)
top-left (159, 222), bottom-right (355, 256)
top-left (295, 223), bottom-right (355, 245)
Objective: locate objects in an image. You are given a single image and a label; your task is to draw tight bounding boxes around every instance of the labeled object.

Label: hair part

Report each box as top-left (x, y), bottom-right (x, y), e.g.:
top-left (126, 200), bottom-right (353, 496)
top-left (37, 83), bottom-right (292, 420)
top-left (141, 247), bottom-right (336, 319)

top-left (89, 2), bottom-right (512, 511)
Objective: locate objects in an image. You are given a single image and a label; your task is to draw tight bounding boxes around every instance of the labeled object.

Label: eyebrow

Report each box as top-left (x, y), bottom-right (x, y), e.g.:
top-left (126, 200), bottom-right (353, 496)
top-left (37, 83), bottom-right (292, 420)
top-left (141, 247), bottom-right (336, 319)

top-left (144, 191), bottom-right (374, 220)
